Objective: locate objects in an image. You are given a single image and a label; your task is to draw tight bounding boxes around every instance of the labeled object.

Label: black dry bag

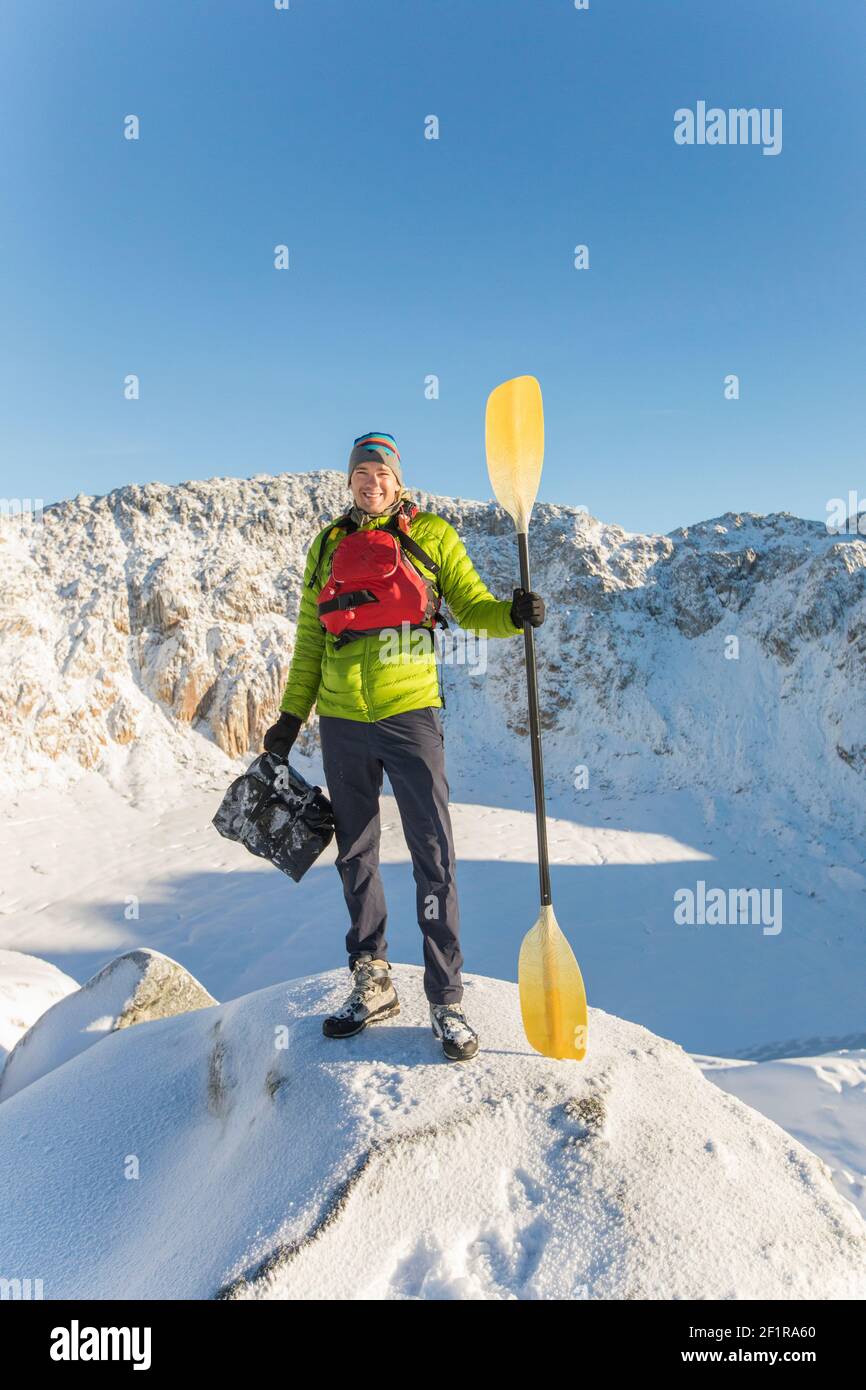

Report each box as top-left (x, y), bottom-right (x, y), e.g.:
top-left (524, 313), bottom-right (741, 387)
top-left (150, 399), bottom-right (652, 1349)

top-left (212, 753), bottom-right (335, 882)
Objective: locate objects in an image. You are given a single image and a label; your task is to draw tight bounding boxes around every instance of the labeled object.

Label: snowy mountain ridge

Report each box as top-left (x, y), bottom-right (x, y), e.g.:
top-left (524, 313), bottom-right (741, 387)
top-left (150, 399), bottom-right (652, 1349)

top-left (2, 470), bottom-right (865, 843)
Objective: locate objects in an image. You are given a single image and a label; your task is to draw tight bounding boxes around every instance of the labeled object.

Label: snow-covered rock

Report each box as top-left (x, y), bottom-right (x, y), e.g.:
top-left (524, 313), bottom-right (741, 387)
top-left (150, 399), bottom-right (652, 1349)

top-left (0, 949), bottom-right (79, 1066)
top-left (2, 472), bottom-right (865, 842)
top-left (0, 947), bottom-right (217, 1102)
top-left (0, 966), bottom-right (862, 1300)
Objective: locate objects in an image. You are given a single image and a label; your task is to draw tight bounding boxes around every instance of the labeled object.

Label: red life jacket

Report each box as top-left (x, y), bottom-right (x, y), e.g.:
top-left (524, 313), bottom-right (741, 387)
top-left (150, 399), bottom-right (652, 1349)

top-left (308, 500), bottom-right (450, 650)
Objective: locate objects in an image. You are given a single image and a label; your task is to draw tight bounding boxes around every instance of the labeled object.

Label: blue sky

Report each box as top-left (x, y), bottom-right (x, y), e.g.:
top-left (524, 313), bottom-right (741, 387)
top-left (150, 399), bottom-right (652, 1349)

top-left (1, 0), bottom-right (863, 534)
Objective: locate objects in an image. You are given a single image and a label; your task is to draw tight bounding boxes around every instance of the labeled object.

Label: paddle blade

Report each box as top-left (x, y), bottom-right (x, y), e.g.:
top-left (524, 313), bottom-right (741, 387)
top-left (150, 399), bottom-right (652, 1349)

top-left (518, 904), bottom-right (588, 1060)
top-left (485, 375), bottom-right (544, 534)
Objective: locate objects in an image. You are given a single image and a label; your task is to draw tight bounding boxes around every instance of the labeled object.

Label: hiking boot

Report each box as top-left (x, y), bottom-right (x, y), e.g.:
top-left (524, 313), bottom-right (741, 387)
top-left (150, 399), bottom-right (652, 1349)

top-left (322, 955), bottom-right (400, 1038)
top-left (430, 1002), bottom-right (479, 1062)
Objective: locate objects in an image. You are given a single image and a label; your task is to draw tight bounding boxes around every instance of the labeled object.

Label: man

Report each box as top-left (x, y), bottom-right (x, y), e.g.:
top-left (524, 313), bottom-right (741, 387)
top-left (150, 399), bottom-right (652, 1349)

top-left (263, 431), bottom-right (545, 1061)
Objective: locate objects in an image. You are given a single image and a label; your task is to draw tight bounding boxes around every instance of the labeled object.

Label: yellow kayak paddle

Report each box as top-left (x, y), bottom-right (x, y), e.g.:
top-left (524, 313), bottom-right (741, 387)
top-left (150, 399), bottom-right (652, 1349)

top-left (485, 374), bottom-right (588, 1061)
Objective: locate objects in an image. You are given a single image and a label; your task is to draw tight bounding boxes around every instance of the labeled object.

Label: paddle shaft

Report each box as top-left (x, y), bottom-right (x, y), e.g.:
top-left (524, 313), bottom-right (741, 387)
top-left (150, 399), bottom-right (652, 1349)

top-left (516, 530), bottom-right (552, 907)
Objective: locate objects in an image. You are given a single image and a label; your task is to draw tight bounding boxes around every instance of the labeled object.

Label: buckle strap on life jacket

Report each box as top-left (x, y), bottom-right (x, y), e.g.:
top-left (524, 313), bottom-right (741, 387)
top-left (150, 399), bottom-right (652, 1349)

top-left (332, 619), bottom-right (446, 651)
top-left (317, 588), bottom-right (378, 617)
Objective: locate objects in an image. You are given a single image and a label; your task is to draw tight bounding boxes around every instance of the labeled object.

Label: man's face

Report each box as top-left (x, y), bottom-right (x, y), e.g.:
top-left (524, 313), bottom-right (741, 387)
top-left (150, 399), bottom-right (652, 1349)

top-left (349, 462), bottom-right (400, 514)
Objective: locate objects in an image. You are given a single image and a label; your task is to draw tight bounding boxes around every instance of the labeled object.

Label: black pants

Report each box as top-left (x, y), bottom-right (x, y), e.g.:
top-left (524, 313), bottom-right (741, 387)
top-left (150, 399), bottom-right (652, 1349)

top-left (318, 706), bottom-right (463, 1005)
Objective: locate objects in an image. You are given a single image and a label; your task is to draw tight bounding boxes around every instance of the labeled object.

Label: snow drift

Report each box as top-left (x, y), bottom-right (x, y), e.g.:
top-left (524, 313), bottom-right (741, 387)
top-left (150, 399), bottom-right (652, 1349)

top-left (0, 965), bottom-right (863, 1301)
top-left (697, 1050), bottom-right (866, 1223)
top-left (0, 949), bottom-right (78, 1063)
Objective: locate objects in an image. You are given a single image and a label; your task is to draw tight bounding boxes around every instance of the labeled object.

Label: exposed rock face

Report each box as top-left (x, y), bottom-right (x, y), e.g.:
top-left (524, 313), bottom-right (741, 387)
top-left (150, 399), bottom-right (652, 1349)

top-left (0, 948), bottom-right (217, 1102)
top-left (1, 473), bottom-right (865, 835)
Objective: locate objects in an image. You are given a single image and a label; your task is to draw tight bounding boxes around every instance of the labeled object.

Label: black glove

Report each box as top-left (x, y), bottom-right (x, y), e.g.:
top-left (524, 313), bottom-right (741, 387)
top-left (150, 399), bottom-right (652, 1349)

top-left (510, 587), bottom-right (546, 629)
top-left (263, 711), bottom-right (302, 758)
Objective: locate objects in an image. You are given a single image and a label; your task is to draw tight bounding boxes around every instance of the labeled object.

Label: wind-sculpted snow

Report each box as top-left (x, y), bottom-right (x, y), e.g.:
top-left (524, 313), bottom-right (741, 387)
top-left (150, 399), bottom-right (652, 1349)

top-left (0, 966), bottom-right (863, 1300)
top-left (2, 472), bottom-right (865, 838)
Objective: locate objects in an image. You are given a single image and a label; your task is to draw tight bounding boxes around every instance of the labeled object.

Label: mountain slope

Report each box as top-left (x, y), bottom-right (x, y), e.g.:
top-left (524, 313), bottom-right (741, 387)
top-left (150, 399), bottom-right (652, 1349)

top-left (2, 471), bottom-right (865, 847)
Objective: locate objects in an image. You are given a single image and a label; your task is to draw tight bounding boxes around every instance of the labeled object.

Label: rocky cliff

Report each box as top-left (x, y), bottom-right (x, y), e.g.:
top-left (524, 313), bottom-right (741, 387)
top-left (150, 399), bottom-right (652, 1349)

top-left (2, 471), bottom-right (865, 838)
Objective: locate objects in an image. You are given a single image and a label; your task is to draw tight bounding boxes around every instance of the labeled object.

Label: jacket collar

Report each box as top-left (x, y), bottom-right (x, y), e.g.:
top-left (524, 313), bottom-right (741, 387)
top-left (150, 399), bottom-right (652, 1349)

top-left (347, 489), bottom-right (413, 529)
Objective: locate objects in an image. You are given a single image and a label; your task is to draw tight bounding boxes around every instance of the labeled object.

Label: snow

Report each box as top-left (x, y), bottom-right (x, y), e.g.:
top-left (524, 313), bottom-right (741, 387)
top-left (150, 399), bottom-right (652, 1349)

top-left (0, 966), bottom-right (863, 1302)
top-left (0, 949), bottom-right (78, 1062)
top-left (696, 1051), bottom-right (866, 1223)
top-left (2, 474), bottom-right (865, 1297)
top-left (1, 770), bottom-right (863, 1059)
top-left (0, 953), bottom-right (150, 1100)
top-left (0, 947), bottom-right (215, 1102)
top-left (4, 478), bottom-right (866, 837)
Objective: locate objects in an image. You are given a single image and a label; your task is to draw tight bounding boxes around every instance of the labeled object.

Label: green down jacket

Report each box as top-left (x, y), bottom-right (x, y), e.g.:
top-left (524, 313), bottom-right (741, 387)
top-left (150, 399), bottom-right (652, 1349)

top-left (279, 509), bottom-right (523, 723)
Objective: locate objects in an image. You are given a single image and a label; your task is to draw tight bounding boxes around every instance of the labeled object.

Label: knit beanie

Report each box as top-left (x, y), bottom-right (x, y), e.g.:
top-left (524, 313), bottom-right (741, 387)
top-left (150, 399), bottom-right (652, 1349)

top-left (348, 432), bottom-right (403, 487)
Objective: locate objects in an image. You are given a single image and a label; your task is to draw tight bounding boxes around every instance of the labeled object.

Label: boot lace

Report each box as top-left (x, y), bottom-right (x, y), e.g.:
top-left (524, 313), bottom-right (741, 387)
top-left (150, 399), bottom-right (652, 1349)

top-left (334, 959), bottom-right (388, 1017)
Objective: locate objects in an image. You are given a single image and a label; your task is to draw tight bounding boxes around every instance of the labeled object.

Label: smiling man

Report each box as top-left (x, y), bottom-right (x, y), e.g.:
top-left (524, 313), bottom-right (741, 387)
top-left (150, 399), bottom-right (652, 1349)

top-left (263, 430), bottom-right (545, 1061)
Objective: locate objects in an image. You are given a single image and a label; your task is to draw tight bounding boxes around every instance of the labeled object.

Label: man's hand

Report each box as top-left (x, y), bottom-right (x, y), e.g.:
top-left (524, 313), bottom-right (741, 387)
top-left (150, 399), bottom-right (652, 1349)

top-left (263, 711), bottom-right (303, 758)
top-left (510, 587), bottom-right (546, 629)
